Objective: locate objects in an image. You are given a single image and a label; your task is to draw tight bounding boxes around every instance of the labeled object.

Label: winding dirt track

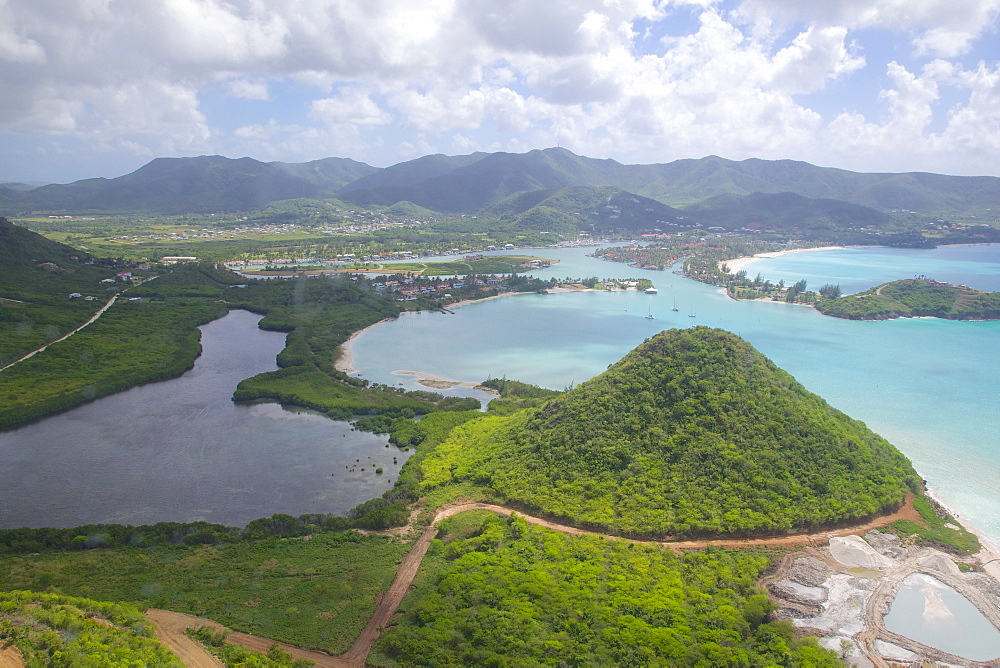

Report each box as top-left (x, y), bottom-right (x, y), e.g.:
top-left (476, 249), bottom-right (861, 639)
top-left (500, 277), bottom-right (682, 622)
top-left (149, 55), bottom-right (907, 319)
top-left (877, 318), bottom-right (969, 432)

top-left (0, 643), bottom-right (24, 668)
top-left (0, 294), bottom-right (118, 371)
top-left (146, 609), bottom-right (343, 667)
top-left (146, 610), bottom-right (223, 668)
top-left (147, 496), bottom-right (922, 666)
top-left (433, 496), bottom-right (921, 552)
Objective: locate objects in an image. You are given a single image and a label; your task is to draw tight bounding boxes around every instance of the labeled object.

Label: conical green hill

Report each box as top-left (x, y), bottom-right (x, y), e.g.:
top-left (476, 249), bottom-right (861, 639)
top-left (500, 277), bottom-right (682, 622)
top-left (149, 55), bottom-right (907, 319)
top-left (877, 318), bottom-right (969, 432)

top-left (422, 327), bottom-right (919, 537)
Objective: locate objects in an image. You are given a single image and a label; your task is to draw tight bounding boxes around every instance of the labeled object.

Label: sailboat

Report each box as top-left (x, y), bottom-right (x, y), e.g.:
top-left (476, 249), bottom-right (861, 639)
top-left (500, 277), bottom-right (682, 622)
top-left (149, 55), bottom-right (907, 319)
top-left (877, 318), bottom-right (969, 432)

top-left (645, 304), bottom-right (654, 320)
top-left (688, 310), bottom-right (696, 318)
top-left (671, 299), bottom-right (679, 312)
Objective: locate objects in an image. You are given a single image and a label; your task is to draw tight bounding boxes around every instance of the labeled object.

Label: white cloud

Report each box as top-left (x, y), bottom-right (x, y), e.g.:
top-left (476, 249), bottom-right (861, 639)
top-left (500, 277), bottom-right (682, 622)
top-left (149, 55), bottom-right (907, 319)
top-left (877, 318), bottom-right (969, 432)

top-left (737, 0), bottom-right (1000, 58)
top-left (224, 78), bottom-right (270, 100)
top-left (0, 0), bottom-right (998, 178)
top-left (768, 26), bottom-right (865, 94)
top-left (310, 88), bottom-right (392, 126)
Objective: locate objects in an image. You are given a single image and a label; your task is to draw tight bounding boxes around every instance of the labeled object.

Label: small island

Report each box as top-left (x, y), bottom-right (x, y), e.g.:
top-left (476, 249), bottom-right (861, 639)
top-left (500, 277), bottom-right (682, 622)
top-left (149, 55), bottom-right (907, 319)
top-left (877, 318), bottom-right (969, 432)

top-left (815, 278), bottom-right (1000, 321)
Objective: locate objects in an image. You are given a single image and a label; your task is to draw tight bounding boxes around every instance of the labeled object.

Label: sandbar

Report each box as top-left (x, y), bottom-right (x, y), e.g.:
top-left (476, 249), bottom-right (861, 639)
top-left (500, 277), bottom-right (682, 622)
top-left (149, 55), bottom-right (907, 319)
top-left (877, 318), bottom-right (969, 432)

top-left (393, 370), bottom-right (498, 393)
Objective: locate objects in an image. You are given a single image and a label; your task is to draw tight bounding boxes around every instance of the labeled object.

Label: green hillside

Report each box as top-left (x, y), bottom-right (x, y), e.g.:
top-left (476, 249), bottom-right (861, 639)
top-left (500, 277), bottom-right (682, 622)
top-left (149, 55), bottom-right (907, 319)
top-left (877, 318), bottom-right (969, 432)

top-left (816, 278), bottom-right (1000, 320)
top-left (0, 217), bottom-right (123, 366)
top-left (0, 590), bottom-right (180, 666)
top-left (686, 191), bottom-right (889, 234)
top-left (6, 149), bottom-right (998, 229)
top-left (422, 327), bottom-right (919, 537)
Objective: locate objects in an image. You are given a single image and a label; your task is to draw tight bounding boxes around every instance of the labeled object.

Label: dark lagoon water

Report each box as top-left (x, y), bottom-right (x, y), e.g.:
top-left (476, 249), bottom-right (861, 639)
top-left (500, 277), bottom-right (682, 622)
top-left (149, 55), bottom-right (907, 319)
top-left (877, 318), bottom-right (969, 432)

top-left (0, 310), bottom-right (407, 529)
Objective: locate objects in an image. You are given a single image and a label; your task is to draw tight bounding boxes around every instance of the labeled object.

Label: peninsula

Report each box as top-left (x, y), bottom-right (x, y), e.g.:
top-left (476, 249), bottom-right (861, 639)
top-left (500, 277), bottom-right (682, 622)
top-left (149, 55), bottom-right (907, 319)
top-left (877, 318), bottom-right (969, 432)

top-left (815, 277), bottom-right (1000, 320)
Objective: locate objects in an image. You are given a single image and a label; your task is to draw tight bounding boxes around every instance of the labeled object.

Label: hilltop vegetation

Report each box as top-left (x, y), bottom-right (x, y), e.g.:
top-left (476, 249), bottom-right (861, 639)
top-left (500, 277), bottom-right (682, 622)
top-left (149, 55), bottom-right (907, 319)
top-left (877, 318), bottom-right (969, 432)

top-left (422, 327), bottom-right (919, 537)
top-left (0, 590), bottom-right (180, 666)
top-left (815, 278), bottom-right (1000, 320)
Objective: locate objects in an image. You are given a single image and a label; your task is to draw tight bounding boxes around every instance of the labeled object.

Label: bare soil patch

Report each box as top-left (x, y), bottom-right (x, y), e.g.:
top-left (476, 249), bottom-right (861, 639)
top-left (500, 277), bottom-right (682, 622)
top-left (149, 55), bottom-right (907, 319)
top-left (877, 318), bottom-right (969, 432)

top-left (0, 643), bottom-right (24, 668)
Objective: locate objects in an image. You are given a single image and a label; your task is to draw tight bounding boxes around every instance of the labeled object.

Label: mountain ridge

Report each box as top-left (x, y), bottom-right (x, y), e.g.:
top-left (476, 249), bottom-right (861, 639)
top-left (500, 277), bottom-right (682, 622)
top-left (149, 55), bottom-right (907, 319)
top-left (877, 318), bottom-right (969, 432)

top-left (3, 149), bottom-right (998, 224)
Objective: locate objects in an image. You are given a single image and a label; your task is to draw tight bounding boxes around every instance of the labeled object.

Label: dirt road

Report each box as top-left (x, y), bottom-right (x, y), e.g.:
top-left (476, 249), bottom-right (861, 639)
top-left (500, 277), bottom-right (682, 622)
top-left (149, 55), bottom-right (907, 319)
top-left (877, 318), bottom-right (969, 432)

top-left (0, 294), bottom-right (117, 371)
top-left (432, 496), bottom-right (921, 552)
top-left (146, 609), bottom-right (344, 667)
top-left (145, 609), bottom-right (223, 668)
top-left (339, 525), bottom-right (439, 667)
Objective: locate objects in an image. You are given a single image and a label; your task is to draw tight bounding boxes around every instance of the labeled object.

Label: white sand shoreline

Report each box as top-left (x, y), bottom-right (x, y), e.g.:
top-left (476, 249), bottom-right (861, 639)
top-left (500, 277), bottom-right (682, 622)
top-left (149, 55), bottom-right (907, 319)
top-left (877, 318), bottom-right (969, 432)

top-left (719, 245), bottom-right (852, 275)
top-left (921, 486), bottom-right (1000, 579)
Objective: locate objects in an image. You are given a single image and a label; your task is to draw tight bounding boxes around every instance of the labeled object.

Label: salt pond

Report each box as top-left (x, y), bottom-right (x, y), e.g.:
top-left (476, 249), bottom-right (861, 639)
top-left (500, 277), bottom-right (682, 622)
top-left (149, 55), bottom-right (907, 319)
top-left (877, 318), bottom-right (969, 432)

top-left (884, 572), bottom-right (1000, 661)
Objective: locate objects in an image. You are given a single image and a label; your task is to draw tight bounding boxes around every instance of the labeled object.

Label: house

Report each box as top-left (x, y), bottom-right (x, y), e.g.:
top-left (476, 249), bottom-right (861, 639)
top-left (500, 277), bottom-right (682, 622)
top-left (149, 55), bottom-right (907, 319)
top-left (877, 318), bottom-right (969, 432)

top-left (68, 292), bottom-right (82, 299)
top-left (128, 297), bottom-right (142, 302)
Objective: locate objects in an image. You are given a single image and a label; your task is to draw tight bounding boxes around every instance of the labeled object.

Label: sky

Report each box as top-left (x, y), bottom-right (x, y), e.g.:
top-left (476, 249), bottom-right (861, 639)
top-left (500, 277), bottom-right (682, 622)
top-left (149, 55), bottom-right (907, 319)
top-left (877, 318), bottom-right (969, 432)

top-left (1, 0), bottom-right (999, 184)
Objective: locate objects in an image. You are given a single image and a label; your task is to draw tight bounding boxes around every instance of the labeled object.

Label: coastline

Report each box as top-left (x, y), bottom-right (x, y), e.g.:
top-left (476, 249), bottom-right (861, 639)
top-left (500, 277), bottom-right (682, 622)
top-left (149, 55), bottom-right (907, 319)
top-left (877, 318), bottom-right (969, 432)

top-left (335, 318), bottom-right (394, 375)
top-left (719, 246), bottom-right (848, 275)
top-left (922, 486), bottom-right (1000, 580)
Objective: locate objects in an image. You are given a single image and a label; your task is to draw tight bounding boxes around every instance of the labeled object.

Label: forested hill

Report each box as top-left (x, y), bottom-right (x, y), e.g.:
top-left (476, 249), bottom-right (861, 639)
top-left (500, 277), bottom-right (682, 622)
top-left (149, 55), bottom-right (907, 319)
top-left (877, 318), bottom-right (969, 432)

top-left (422, 327), bottom-right (919, 538)
top-left (815, 278), bottom-right (1000, 320)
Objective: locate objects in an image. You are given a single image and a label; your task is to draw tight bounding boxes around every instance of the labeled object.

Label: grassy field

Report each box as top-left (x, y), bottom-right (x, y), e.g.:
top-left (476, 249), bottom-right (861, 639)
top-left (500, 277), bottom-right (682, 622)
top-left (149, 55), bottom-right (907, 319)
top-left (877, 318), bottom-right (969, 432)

top-left (0, 531), bottom-right (410, 655)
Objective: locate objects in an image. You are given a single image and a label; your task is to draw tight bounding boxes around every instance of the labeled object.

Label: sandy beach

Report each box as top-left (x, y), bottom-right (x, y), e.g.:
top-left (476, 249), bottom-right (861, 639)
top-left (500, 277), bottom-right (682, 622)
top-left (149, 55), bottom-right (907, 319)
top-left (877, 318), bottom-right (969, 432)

top-left (719, 246), bottom-right (847, 275)
top-left (335, 318), bottom-right (394, 375)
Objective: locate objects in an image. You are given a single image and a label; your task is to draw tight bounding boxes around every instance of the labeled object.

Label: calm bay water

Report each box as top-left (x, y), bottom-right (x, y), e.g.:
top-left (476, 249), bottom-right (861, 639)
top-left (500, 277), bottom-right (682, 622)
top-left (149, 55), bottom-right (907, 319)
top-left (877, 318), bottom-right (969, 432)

top-left (0, 310), bottom-right (406, 529)
top-left (353, 244), bottom-right (1000, 547)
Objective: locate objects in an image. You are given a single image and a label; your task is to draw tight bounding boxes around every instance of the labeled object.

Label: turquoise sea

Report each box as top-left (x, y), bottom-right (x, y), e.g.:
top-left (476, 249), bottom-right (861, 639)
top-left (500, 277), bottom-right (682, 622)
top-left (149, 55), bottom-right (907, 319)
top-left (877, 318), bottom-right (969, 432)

top-left (354, 244), bottom-right (1000, 547)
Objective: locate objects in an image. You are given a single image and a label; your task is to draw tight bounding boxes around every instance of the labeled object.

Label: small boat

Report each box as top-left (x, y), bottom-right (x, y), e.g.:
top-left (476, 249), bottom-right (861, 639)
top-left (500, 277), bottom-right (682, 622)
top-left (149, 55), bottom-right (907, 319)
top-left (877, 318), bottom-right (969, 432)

top-left (688, 311), bottom-right (696, 317)
top-left (645, 287), bottom-right (658, 294)
top-left (645, 314), bottom-right (655, 320)
top-left (671, 300), bottom-right (679, 312)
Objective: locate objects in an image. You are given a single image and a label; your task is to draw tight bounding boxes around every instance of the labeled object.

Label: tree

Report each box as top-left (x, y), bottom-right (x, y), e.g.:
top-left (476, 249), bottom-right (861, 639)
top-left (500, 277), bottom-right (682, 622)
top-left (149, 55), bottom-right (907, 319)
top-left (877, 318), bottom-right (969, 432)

top-left (819, 284), bottom-right (842, 299)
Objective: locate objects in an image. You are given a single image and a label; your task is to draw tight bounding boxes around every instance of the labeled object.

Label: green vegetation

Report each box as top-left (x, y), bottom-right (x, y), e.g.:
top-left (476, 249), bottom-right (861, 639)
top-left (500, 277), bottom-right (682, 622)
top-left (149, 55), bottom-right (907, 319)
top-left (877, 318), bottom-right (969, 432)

top-left (892, 495), bottom-right (981, 555)
top-left (815, 278), bottom-right (1000, 320)
top-left (0, 216), bottom-right (131, 365)
top-left (370, 512), bottom-right (838, 666)
top-left (480, 376), bottom-right (564, 415)
top-left (0, 531), bottom-right (407, 655)
top-left (0, 265), bottom-right (228, 429)
top-left (422, 327), bottom-right (920, 537)
top-left (359, 255), bottom-right (552, 276)
top-left (0, 590), bottom-right (181, 666)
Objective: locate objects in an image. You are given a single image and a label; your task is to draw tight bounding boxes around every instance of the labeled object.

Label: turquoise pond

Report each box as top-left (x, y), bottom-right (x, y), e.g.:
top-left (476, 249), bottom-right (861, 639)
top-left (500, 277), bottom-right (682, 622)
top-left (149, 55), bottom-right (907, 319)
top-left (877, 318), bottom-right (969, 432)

top-left (884, 573), bottom-right (1000, 661)
top-left (354, 244), bottom-right (1000, 548)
